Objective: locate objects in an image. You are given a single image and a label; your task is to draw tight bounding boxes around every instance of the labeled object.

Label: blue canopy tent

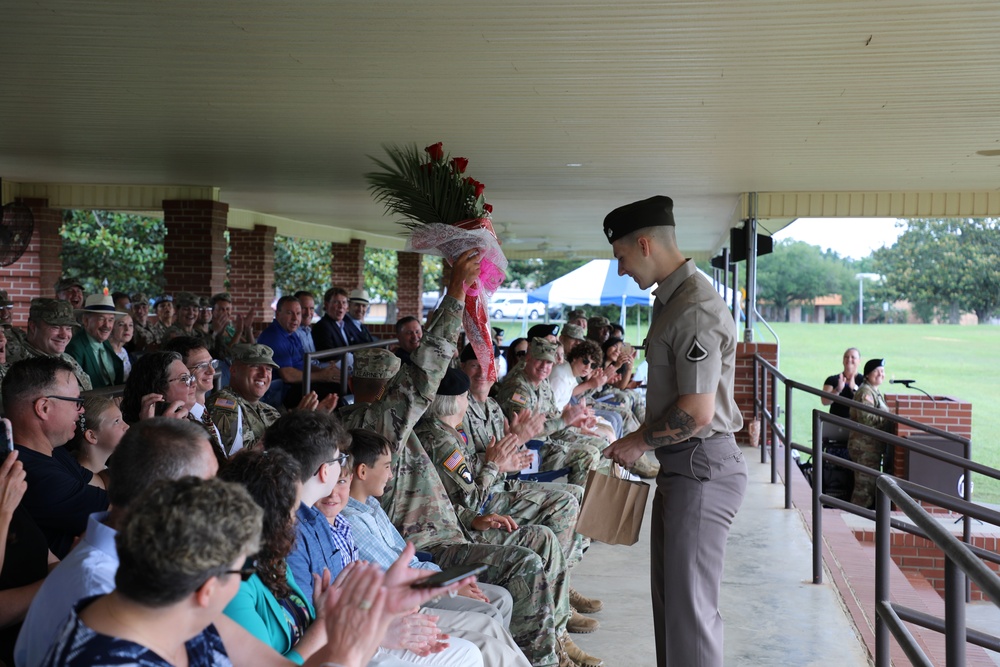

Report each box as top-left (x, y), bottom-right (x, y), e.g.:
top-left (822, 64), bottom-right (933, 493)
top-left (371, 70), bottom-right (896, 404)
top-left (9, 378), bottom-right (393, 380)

top-left (527, 259), bottom-right (653, 326)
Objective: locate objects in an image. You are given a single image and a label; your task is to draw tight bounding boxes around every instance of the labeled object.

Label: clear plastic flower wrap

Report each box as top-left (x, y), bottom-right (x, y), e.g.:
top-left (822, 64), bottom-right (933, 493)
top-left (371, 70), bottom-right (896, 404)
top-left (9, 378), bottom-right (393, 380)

top-left (407, 221), bottom-right (507, 381)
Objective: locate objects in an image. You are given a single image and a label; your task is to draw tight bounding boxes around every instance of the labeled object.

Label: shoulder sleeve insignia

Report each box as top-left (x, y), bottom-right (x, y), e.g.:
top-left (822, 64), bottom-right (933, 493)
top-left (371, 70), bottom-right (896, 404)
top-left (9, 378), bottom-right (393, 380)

top-left (511, 392), bottom-right (527, 406)
top-left (686, 339), bottom-right (709, 362)
top-left (443, 448), bottom-right (465, 471)
top-left (213, 397), bottom-right (237, 409)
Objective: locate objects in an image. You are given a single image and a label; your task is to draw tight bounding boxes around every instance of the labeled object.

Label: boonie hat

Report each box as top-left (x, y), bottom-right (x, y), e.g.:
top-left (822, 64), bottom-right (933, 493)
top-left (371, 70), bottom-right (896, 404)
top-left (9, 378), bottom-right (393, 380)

top-left (231, 344), bottom-right (280, 368)
top-left (353, 348), bottom-right (401, 380)
top-left (29, 298), bottom-right (79, 327)
top-left (349, 289), bottom-right (371, 304)
top-left (75, 294), bottom-right (127, 319)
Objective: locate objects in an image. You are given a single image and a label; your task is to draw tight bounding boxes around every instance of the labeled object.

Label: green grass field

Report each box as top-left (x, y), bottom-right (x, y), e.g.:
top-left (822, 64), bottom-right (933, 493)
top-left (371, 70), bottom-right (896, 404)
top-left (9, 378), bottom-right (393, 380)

top-left (493, 319), bottom-right (1000, 503)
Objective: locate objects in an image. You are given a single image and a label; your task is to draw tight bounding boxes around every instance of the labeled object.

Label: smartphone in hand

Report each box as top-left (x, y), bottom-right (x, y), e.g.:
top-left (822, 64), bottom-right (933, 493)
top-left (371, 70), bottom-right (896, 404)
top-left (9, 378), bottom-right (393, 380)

top-left (410, 564), bottom-right (487, 589)
top-left (1, 417), bottom-right (13, 453)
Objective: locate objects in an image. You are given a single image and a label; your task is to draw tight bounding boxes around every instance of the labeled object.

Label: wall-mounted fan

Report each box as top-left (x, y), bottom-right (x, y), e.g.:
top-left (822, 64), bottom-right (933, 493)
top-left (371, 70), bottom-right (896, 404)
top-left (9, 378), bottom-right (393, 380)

top-left (0, 202), bottom-right (34, 266)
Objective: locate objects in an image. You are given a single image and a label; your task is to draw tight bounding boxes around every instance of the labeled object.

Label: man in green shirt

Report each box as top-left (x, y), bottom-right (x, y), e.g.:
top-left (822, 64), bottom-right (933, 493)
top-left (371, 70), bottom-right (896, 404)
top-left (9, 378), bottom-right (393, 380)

top-left (65, 294), bottom-right (126, 389)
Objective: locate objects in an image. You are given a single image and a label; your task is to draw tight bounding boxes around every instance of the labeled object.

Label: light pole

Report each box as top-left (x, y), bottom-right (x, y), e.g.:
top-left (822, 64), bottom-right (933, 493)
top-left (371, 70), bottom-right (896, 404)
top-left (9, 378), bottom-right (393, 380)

top-left (855, 273), bottom-right (881, 324)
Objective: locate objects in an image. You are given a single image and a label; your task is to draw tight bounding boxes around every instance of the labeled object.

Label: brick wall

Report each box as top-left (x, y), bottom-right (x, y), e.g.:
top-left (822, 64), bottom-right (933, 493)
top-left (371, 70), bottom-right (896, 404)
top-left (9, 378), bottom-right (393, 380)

top-left (854, 528), bottom-right (999, 601)
top-left (229, 225), bottom-right (276, 321)
top-left (0, 198), bottom-right (63, 326)
top-left (396, 251), bottom-right (423, 319)
top-left (162, 200), bottom-right (228, 297)
top-left (734, 341), bottom-right (778, 445)
top-left (331, 239), bottom-right (366, 290)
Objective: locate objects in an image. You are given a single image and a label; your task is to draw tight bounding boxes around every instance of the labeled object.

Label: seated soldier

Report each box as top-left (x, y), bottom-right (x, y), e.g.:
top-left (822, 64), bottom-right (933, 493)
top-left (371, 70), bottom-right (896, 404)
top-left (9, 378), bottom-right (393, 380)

top-left (494, 339), bottom-right (609, 488)
top-left (9, 299), bottom-right (92, 391)
top-left (209, 344), bottom-right (282, 456)
top-left (65, 294), bottom-right (126, 389)
top-left (415, 367), bottom-right (602, 618)
top-left (3, 357), bottom-right (108, 558)
top-left (148, 294), bottom-right (175, 345)
top-left (165, 292), bottom-right (212, 350)
top-left (337, 251), bottom-right (602, 667)
top-left (127, 292), bottom-right (154, 355)
top-left (53, 278), bottom-right (85, 311)
top-left (0, 289), bottom-right (27, 362)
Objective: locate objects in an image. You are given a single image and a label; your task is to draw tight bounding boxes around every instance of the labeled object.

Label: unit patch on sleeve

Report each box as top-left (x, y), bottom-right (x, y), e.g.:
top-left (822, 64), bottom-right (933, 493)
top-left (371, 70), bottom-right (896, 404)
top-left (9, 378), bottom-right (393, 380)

top-left (443, 448), bottom-right (474, 485)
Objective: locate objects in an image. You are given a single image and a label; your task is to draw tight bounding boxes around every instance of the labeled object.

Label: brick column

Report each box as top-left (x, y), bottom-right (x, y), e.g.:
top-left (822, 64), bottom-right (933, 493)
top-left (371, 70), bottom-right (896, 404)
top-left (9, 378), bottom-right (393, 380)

top-left (330, 238), bottom-right (366, 290)
top-left (162, 200), bottom-right (228, 297)
top-left (396, 251), bottom-right (423, 319)
top-left (734, 341), bottom-right (778, 445)
top-left (0, 198), bottom-right (63, 326)
top-left (229, 224), bottom-right (276, 320)
top-left (887, 394), bottom-right (972, 485)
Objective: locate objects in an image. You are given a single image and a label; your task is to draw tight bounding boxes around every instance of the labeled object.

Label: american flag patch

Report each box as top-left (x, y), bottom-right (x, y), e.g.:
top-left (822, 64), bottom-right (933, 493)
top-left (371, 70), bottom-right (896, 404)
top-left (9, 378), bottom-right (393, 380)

top-left (214, 397), bottom-right (236, 409)
top-left (443, 448), bottom-right (465, 471)
top-left (511, 393), bottom-right (527, 405)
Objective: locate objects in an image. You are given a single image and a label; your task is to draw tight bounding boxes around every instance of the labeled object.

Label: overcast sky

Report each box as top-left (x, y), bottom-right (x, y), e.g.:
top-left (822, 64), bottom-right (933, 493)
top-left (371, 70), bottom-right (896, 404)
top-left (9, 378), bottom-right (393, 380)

top-left (771, 218), bottom-right (905, 260)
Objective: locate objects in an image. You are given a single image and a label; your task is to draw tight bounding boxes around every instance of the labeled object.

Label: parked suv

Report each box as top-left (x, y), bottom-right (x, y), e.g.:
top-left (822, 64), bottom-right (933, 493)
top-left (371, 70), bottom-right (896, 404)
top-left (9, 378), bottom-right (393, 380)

top-left (489, 293), bottom-right (544, 320)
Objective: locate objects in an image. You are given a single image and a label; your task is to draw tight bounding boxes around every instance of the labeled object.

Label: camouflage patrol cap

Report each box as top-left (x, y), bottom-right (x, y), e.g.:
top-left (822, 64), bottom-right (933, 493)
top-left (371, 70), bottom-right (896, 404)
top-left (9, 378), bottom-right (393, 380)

top-left (231, 344), bottom-right (280, 368)
top-left (211, 292), bottom-right (232, 305)
top-left (29, 298), bottom-right (79, 327)
top-left (131, 292), bottom-right (149, 306)
top-left (54, 277), bottom-right (83, 293)
top-left (561, 323), bottom-right (585, 340)
top-left (175, 292), bottom-right (200, 309)
top-left (587, 316), bottom-right (611, 330)
top-left (567, 309), bottom-right (588, 322)
top-left (0, 290), bottom-right (12, 309)
top-left (199, 296), bottom-right (212, 309)
top-left (353, 348), bottom-right (401, 380)
top-left (528, 337), bottom-right (559, 363)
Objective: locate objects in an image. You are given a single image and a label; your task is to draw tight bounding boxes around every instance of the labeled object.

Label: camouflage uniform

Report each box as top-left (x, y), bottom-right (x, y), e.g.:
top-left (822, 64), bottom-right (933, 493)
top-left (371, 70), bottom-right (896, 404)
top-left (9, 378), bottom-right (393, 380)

top-left (340, 297), bottom-right (571, 667)
top-left (1, 325), bottom-right (26, 365)
top-left (580, 384), bottom-right (643, 434)
top-left (848, 381), bottom-right (894, 509)
top-left (8, 300), bottom-right (93, 391)
top-left (495, 362), bottom-right (607, 487)
top-left (209, 386), bottom-right (280, 456)
top-left (416, 415), bottom-right (585, 569)
top-left (148, 320), bottom-right (170, 346)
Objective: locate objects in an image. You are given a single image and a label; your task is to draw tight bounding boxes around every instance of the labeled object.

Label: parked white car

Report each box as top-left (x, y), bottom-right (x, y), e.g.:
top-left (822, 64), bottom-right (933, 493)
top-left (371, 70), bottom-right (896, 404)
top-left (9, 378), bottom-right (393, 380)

top-left (489, 293), bottom-right (544, 320)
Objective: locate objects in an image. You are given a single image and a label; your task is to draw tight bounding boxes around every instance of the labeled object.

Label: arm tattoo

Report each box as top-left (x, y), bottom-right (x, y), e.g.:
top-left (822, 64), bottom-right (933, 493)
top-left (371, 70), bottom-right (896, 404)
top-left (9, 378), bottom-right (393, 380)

top-left (643, 405), bottom-right (698, 448)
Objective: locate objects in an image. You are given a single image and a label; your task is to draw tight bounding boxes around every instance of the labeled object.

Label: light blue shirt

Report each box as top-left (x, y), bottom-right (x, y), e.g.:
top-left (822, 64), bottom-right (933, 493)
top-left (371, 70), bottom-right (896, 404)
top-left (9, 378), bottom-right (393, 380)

top-left (341, 497), bottom-right (439, 573)
top-left (286, 502), bottom-right (346, 597)
top-left (15, 512), bottom-right (118, 667)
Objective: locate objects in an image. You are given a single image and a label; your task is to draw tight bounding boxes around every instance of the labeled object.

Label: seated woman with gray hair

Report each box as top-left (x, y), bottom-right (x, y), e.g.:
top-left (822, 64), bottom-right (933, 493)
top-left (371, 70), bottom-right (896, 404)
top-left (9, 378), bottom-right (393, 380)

top-left (41, 476), bottom-right (394, 667)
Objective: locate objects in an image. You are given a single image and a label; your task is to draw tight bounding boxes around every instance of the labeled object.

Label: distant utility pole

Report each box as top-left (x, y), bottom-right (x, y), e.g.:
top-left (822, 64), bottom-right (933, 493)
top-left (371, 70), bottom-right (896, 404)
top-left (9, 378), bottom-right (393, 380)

top-left (855, 273), bottom-right (881, 324)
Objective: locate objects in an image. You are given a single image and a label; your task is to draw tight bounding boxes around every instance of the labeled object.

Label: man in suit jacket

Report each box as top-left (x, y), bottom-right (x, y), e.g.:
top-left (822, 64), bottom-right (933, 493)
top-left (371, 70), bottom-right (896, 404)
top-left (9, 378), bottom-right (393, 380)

top-left (343, 288), bottom-right (377, 344)
top-left (311, 287), bottom-right (352, 352)
top-left (65, 294), bottom-right (126, 389)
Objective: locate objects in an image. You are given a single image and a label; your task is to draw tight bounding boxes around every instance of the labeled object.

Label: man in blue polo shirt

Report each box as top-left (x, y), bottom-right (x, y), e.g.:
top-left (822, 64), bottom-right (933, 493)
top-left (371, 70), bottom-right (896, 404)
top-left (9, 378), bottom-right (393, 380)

top-left (256, 295), bottom-right (340, 407)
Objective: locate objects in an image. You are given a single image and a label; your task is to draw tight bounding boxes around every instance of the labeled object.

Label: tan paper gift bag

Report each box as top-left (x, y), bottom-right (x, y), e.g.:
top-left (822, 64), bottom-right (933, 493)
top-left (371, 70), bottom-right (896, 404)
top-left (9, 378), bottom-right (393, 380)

top-left (575, 466), bottom-right (650, 546)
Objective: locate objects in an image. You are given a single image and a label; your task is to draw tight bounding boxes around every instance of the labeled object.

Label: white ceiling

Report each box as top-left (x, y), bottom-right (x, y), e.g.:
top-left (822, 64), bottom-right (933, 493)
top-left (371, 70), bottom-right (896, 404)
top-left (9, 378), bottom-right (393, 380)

top-left (3, 1), bottom-right (1000, 260)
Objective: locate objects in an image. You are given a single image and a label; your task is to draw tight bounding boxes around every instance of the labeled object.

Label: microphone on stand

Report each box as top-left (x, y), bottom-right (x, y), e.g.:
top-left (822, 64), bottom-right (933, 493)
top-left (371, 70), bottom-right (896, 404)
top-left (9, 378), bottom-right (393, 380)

top-left (890, 379), bottom-right (933, 400)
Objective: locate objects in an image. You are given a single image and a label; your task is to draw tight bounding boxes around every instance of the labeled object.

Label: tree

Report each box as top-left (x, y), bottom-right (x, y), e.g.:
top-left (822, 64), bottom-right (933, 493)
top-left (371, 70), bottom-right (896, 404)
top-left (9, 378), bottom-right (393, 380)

top-left (504, 258), bottom-right (588, 290)
top-left (273, 236), bottom-right (332, 300)
top-left (755, 240), bottom-right (854, 321)
top-left (872, 219), bottom-right (1000, 324)
top-left (60, 210), bottom-right (166, 296)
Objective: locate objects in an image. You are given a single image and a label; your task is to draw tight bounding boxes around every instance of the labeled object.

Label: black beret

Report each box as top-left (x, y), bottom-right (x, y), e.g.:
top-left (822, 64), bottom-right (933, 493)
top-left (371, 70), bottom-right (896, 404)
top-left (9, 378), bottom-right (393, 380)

top-left (527, 323), bottom-right (559, 340)
top-left (459, 343), bottom-right (478, 363)
top-left (603, 195), bottom-right (675, 244)
top-left (863, 358), bottom-right (884, 377)
top-left (437, 367), bottom-right (471, 396)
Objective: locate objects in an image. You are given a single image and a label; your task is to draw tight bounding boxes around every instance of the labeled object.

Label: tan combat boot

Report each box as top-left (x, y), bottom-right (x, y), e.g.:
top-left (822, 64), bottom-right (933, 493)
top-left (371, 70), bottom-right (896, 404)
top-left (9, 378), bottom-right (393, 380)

top-left (569, 587), bottom-right (604, 613)
top-left (566, 608), bottom-right (599, 633)
top-left (561, 632), bottom-right (605, 667)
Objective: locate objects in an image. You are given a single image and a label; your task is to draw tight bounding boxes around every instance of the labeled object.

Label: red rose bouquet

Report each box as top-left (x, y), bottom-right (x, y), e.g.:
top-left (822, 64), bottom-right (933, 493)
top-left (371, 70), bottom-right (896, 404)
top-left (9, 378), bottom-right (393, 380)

top-left (366, 142), bottom-right (507, 380)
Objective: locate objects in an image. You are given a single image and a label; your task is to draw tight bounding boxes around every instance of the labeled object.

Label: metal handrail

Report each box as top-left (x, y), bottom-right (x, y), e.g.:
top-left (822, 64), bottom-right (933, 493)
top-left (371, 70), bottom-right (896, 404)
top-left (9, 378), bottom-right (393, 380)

top-left (874, 476), bottom-right (1000, 666)
top-left (749, 352), bottom-right (1000, 597)
top-left (303, 338), bottom-right (396, 395)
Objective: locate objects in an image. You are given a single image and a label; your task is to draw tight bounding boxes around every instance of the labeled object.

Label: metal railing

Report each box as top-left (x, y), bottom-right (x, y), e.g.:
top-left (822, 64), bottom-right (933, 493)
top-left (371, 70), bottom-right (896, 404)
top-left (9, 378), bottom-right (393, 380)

top-left (750, 354), bottom-right (1000, 584)
top-left (303, 338), bottom-right (396, 396)
top-left (874, 476), bottom-right (1000, 666)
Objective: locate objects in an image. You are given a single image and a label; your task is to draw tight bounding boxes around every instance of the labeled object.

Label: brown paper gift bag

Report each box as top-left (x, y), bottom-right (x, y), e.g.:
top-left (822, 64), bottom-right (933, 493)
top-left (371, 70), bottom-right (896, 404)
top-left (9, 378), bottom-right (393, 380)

top-left (575, 467), bottom-right (650, 546)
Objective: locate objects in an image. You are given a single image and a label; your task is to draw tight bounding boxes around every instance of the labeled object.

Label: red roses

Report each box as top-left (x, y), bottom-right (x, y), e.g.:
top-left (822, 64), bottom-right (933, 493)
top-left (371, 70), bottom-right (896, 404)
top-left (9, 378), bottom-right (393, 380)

top-left (425, 142), bottom-right (445, 162)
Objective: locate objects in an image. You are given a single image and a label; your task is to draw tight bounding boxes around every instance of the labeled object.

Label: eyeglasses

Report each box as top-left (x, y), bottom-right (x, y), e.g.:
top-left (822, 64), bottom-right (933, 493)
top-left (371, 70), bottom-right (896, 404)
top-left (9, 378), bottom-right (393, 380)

top-left (582, 360), bottom-right (599, 369)
top-left (44, 395), bottom-right (85, 409)
top-left (315, 452), bottom-right (351, 476)
top-left (168, 374), bottom-right (197, 387)
top-left (225, 558), bottom-right (257, 582)
top-left (188, 359), bottom-right (220, 373)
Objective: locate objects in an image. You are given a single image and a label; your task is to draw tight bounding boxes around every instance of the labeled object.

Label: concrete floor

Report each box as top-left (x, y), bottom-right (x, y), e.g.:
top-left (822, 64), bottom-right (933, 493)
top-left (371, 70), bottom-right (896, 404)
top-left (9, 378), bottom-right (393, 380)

top-left (569, 447), bottom-right (872, 667)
